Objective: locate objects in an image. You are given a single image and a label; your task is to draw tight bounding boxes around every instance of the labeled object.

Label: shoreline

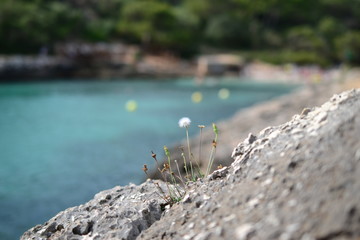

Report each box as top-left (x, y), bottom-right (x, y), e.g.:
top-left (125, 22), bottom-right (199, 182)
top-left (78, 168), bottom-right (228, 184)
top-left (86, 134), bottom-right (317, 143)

top-left (1, 53), bottom-right (359, 85)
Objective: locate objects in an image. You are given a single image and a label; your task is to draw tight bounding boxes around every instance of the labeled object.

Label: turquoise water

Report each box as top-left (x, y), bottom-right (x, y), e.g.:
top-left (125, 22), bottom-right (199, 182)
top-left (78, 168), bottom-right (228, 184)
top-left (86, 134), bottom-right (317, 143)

top-left (0, 78), bottom-right (296, 239)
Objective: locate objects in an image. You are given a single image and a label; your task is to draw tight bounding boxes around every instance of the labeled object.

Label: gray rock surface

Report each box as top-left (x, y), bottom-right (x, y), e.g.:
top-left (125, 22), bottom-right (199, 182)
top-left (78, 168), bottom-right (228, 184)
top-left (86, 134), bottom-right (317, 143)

top-left (22, 88), bottom-right (360, 240)
top-left (139, 88), bottom-right (360, 240)
top-left (21, 181), bottom-right (166, 240)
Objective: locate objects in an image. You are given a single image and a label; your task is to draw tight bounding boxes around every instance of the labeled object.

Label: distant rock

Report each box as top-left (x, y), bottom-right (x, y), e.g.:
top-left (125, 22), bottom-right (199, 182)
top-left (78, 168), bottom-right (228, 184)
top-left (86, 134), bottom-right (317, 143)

top-left (22, 88), bottom-right (360, 240)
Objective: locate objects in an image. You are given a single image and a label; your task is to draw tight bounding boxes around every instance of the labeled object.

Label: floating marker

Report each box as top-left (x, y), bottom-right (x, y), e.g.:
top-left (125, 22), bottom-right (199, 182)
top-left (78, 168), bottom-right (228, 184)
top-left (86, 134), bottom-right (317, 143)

top-left (125, 100), bottom-right (138, 112)
top-left (218, 88), bottom-right (230, 99)
top-left (191, 91), bottom-right (203, 103)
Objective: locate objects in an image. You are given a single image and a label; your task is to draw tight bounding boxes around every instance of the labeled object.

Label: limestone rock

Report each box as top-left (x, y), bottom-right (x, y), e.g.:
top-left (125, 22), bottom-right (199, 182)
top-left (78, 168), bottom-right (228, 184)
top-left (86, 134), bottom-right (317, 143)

top-left (139, 89), bottom-right (360, 240)
top-left (22, 88), bottom-right (360, 240)
top-left (21, 180), bottom-right (166, 240)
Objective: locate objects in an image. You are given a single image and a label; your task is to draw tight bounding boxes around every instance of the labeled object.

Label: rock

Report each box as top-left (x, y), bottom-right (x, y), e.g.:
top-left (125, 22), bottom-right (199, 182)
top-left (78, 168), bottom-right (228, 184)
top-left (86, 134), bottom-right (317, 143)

top-left (138, 89), bottom-right (360, 240)
top-left (207, 166), bottom-right (229, 180)
top-left (235, 223), bottom-right (256, 240)
top-left (21, 180), bottom-right (166, 240)
top-left (22, 88), bottom-right (360, 240)
top-left (231, 133), bottom-right (257, 159)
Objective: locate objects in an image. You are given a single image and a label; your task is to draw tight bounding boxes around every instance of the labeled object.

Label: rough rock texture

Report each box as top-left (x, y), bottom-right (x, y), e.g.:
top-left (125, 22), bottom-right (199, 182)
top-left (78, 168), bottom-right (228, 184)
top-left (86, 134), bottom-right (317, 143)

top-left (139, 89), bottom-right (360, 240)
top-left (21, 181), bottom-right (166, 240)
top-left (22, 88), bottom-right (360, 240)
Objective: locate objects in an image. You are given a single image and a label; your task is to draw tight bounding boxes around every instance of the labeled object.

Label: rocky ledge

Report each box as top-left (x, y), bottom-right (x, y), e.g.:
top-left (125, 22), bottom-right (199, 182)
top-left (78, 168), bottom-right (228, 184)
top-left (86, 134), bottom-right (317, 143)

top-left (22, 89), bottom-right (360, 240)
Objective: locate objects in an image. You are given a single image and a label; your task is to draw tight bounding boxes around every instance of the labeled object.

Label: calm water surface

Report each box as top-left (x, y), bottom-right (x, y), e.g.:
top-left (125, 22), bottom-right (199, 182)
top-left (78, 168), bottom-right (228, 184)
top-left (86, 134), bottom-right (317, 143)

top-left (0, 78), bottom-right (296, 239)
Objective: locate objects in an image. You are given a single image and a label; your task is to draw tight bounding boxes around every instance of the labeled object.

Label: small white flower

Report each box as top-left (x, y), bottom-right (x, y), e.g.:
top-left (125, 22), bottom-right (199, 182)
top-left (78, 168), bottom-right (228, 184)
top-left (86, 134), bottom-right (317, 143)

top-left (178, 117), bottom-right (191, 128)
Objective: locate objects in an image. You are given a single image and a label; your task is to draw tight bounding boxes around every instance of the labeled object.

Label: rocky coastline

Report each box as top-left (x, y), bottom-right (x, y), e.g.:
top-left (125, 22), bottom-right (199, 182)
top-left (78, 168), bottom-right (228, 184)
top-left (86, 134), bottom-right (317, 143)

top-left (1, 47), bottom-right (358, 83)
top-left (21, 80), bottom-right (360, 239)
top-left (0, 45), bottom-right (195, 81)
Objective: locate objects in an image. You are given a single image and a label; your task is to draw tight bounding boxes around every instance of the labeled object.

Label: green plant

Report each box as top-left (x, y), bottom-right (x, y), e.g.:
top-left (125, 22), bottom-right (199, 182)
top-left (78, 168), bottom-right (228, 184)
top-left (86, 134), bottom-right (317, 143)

top-left (143, 117), bottom-right (220, 205)
top-left (286, 26), bottom-right (326, 53)
top-left (206, 123), bottom-right (218, 177)
top-left (335, 31), bottom-right (360, 65)
top-left (240, 50), bottom-right (330, 67)
top-left (143, 151), bottom-right (184, 205)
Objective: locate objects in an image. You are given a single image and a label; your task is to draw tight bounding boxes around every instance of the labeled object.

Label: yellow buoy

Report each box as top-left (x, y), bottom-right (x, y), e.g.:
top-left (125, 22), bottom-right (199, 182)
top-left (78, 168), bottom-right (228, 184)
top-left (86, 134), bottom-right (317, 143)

top-left (218, 88), bottom-right (230, 100)
top-left (125, 100), bottom-right (138, 112)
top-left (191, 91), bottom-right (203, 103)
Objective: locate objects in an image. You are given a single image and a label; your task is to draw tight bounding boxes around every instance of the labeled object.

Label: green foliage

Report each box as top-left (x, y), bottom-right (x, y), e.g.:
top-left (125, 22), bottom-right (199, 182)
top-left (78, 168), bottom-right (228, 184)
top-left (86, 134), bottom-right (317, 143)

top-left (117, 1), bottom-right (174, 44)
top-left (116, 0), bottom-right (199, 56)
top-left (335, 31), bottom-right (360, 65)
top-left (286, 26), bottom-right (327, 53)
top-left (242, 50), bottom-right (330, 67)
top-left (84, 19), bottom-right (116, 41)
top-left (0, 0), bottom-right (81, 53)
top-left (205, 15), bottom-right (252, 48)
top-left (1, 0), bottom-right (360, 64)
top-left (317, 17), bottom-right (345, 41)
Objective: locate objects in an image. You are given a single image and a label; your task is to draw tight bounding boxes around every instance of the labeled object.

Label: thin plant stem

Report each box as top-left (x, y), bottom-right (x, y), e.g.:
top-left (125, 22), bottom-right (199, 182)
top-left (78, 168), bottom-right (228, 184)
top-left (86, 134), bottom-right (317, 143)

top-left (163, 146), bottom-right (184, 202)
top-left (190, 150), bottom-right (202, 169)
top-left (143, 166), bottom-right (168, 202)
top-left (168, 156), bottom-right (176, 184)
top-left (181, 151), bottom-right (189, 179)
top-left (169, 173), bottom-right (183, 198)
top-left (196, 125), bottom-right (205, 178)
top-left (206, 124), bottom-right (218, 176)
top-left (164, 146), bottom-right (176, 185)
top-left (174, 160), bottom-right (186, 186)
top-left (185, 127), bottom-right (191, 160)
top-left (154, 182), bottom-right (166, 196)
top-left (152, 152), bottom-right (167, 182)
top-left (163, 169), bottom-right (182, 202)
top-left (205, 148), bottom-right (214, 176)
top-left (151, 151), bottom-right (173, 201)
top-left (199, 126), bottom-right (204, 163)
top-left (190, 161), bottom-right (195, 181)
top-left (185, 127), bottom-right (196, 181)
top-left (190, 152), bottom-right (203, 178)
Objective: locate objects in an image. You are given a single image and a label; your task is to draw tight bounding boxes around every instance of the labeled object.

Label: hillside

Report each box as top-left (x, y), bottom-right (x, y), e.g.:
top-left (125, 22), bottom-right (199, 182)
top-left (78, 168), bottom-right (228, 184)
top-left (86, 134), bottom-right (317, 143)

top-left (2, 0), bottom-right (360, 66)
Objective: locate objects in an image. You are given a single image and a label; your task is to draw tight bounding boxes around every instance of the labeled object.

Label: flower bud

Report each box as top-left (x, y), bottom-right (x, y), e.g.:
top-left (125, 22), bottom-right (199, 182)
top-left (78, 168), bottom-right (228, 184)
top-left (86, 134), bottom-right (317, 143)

top-left (164, 146), bottom-right (170, 157)
top-left (212, 123), bottom-right (218, 135)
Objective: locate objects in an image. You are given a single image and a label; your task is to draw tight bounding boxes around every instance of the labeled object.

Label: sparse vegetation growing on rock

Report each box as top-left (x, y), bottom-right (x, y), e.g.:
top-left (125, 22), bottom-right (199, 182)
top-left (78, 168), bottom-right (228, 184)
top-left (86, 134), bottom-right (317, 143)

top-left (143, 118), bottom-right (220, 205)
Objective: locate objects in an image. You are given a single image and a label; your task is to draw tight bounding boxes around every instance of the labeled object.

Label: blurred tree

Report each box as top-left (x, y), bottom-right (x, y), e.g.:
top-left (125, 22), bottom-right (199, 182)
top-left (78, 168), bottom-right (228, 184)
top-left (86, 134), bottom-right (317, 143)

top-left (262, 29), bottom-right (283, 48)
top-left (117, 0), bottom-right (177, 48)
top-left (0, 1), bottom-right (45, 53)
top-left (45, 2), bottom-right (82, 40)
top-left (84, 19), bottom-right (116, 41)
top-left (317, 17), bottom-right (346, 60)
top-left (0, 0), bottom-right (359, 65)
top-left (318, 17), bottom-right (345, 41)
top-left (335, 31), bottom-right (360, 65)
top-left (0, 0), bottom-right (81, 53)
top-left (320, 0), bottom-right (360, 29)
top-left (205, 15), bottom-right (247, 48)
top-left (117, 0), bottom-right (199, 56)
top-left (286, 26), bottom-right (326, 53)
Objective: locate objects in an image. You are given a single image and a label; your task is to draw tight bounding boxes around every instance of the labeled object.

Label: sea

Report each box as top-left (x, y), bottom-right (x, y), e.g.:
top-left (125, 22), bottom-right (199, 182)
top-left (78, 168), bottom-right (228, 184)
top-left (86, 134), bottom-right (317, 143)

top-left (0, 78), bottom-right (296, 239)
